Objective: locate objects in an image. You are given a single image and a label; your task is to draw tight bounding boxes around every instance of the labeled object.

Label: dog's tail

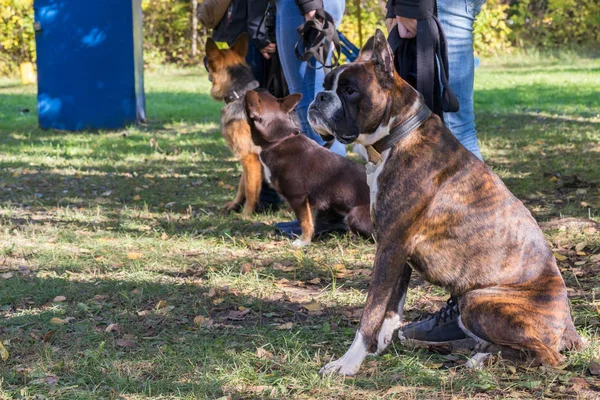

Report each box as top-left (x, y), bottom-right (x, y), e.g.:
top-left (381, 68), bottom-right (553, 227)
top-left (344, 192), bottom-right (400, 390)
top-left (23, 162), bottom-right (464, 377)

top-left (346, 205), bottom-right (373, 238)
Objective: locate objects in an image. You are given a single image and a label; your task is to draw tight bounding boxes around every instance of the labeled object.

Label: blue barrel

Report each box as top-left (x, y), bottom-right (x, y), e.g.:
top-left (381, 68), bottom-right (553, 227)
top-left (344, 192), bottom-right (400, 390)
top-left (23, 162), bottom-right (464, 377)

top-left (34, 0), bottom-right (146, 131)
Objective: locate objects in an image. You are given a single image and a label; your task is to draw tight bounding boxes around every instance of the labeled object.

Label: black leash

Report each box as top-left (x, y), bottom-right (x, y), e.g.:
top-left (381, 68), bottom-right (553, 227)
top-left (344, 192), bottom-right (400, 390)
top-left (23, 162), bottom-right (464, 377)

top-left (294, 8), bottom-right (340, 69)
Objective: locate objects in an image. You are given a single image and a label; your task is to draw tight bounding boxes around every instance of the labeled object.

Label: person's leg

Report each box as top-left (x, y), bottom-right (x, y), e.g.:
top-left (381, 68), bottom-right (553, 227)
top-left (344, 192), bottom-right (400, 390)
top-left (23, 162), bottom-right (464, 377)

top-left (437, 0), bottom-right (484, 160)
top-left (275, 0), bottom-right (346, 156)
top-left (245, 41), bottom-right (266, 87)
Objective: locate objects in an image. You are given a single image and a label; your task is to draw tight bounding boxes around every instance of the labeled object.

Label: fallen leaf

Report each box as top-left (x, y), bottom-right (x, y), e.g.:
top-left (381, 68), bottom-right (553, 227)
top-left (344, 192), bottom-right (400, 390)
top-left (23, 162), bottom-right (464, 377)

top-left (44, 375), bottom-right (59, 386)
top-left (193, 315), bottom-right (214, 327)
top-left (553, 252), bottom-right (567, 261)
top-left (105, 323), bottom-right (119, 333)
top-left (275, 322), bottom-right (293, 330)
top-left (575, 241), bottom-right (588, 253)
top-left (256, 347), bottom-right (274, 360)
top-left (240, 263), bottom-right (253, 274)
top-left (206, 288), bottom-right (218, 298)
top-left (42, 330), bottom-right (56, 342)
top-left (574, 261), bottom-right (586, 266)
top-left (127, 252), bottom-right (143, 260)
top-left (116, 338), bottom-right (137, 348)
top-left (101, 190), bottom-right (112, 197)
top-left (53, 296), bottom-right (66, 303)
top-left (570, 377), bottom-right (589, 391)
top-left (226, 309), bottom-right (250, 320)
top-left (133, 194), bottom-right (141, 201)
top-left (1, 272), bottom-right (13, 279)
top-left (93, 295), bottom-right (107, 301)
top-left (302, 300), bottom-right (324, 313)
top-left (308, 277), bottom-right (321, 284)
top-left (0, 341), bottom-right (8, 361)
top-left (155, 300), bottom-right (168, 310)
top-left (589, 361), bottom-right (600, 375)
top-left (50, 317), bottom-right (66, 325)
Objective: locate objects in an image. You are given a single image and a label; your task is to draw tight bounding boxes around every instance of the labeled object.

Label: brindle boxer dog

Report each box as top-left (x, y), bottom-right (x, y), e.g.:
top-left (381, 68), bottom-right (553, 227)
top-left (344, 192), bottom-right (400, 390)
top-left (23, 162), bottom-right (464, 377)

top-left (205, 34), bottom-right (262, 216)
top-left (308, 29), bottom-right (582, 376)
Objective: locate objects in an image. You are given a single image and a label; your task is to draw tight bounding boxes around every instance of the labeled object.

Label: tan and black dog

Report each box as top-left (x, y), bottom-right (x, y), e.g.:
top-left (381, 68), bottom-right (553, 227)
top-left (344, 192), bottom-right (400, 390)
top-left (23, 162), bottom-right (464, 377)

top-left (244, 90), bottom-right (373, 247)
top-left (309, 29), bottom-right (582, 376)
top-left (205, 34), bottom-right (262, 215)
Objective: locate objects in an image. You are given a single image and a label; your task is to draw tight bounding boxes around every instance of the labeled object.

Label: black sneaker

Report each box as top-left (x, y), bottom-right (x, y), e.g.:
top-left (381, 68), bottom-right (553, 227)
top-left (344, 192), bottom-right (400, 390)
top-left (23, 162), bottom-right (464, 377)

top-left (274, 210), bottom-right (347, 238)
top-left (400, 297), bottom-right (477, 352)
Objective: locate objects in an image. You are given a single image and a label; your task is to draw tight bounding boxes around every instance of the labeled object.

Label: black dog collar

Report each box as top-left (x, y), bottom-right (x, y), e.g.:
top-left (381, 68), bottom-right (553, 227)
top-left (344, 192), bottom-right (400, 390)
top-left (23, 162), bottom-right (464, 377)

top-left (224, 80), bottom-right (260, 104)
top-left (366, 102), bottom-right (432, 164)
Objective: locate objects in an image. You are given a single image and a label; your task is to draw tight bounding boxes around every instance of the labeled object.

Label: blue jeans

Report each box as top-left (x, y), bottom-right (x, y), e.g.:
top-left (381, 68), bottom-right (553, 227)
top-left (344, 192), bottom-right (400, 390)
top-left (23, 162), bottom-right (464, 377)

top-left (437, 0), bottom-right (484, 160)
top-left (275, 0), bottom-right (346, 156)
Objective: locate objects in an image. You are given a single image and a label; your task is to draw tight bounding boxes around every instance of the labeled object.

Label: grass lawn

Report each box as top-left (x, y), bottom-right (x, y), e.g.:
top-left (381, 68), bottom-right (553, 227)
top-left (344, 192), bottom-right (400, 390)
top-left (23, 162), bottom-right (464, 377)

top-left (1, 54), bottom-right (599, 399)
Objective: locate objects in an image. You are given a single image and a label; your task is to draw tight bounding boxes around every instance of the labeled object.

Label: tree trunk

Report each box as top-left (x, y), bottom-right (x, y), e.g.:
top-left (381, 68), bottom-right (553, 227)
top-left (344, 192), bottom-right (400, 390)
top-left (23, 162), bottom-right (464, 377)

top-left (192, 0), bottom-right (198, 60)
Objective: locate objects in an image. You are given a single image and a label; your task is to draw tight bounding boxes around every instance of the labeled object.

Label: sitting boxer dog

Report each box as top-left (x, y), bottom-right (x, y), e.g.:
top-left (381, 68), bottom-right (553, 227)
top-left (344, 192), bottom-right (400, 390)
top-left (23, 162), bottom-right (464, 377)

top-left (308, 29), bottom-right (582, 376)
top-left (244, 90), bottom-right (373, 247)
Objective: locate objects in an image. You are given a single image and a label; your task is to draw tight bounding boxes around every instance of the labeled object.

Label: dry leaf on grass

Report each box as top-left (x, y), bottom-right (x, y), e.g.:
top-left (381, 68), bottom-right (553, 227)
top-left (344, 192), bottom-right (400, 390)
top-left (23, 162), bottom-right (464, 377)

top-left (49, 318), bottom-right (66, 325)
top-left (1, 272), bottom-right (13, 279)
top-left (256, 347), bottom-right (274, 360)
top-left (116, 338), bottom-right (137, 348)
top-left (105, 324), bottom-right (119, 333)
top-left (155, 300), bottom-right (168, 310)
top-left (553, 252), bottom-right (567, 261)
top-left (0, 341), bottom-right (9, 361)
top-left (53, 296), bottom-right (66, 303)
top-left (240, 263), bottom-right (253, 274)
top-left (193, 316), bottom-right (214, 327)
top-left (589, 361), bottom-right (600, 376)
top-left (127, 252), bottom-right (143, 260)
top-left (42, 330), bottom-right (56, 342)
top-left (133, 194), bottom-right (141, 201)
top-left (302, 300), bottom-right (324, 314)
top-left (275, 322), bottom-right (293, 330)
top-left (226, 308), bottom-right (250, 321)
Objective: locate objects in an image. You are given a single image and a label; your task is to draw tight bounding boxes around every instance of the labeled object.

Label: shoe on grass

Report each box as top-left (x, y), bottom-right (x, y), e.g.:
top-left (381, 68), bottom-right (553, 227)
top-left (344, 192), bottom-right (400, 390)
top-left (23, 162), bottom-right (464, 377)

top-left (400, 297), bottom-right (478, 352)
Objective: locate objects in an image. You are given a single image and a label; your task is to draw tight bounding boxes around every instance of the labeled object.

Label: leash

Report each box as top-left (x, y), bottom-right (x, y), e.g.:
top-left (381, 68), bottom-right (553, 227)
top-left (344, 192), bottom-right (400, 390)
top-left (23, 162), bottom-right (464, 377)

top-left (223, 80), bottom-right (260, 104)
top-left (294, 8), bottom-right (341, 70)
top-left (366, 102), bottom-right (432, 164)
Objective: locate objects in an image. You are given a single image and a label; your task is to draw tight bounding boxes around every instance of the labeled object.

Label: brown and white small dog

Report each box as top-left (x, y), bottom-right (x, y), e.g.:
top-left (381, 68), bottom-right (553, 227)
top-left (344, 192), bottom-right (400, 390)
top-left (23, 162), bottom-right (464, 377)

top-left (309, 30), bottom-right (582, 375)
top-left (244, 90), bottom-right (373, 246)
top-left (205, 34), bottom-right (262, 215)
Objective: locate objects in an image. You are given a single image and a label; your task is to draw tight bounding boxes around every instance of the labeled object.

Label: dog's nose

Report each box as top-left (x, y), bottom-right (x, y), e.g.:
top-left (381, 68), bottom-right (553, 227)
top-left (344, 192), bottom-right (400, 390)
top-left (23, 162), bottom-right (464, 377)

top-left (316, 91), bottom-right (329, 103)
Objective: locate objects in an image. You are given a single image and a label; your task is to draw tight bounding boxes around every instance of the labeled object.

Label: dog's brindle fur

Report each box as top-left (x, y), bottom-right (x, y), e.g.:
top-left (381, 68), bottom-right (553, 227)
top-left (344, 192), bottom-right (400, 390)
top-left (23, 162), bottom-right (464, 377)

top-left (310, 30), bottom-right (582, 376)
top-left (205, 35), bottom-right (262, 215)
top-left (244, 90), bottom-right (373, 246)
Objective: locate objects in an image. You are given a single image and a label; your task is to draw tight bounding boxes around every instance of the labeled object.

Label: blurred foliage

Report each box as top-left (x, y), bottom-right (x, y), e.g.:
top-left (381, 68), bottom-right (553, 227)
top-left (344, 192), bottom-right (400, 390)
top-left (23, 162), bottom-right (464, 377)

top-left (473, 0), bottom-right (513, 56)
top-left (339, 0), bottom-right (386, 48)
top-left (0, 0), bottom-right (36, 76)
top-left (1, 0), bottom-right (599, 75)
top-left (509, 0), bottom-right (600, 48)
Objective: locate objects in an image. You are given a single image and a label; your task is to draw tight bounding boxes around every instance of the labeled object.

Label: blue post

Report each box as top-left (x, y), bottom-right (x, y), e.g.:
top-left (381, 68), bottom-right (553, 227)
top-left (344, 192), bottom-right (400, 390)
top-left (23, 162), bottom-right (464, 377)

top-left (34, 0), bottom-right (145, 131)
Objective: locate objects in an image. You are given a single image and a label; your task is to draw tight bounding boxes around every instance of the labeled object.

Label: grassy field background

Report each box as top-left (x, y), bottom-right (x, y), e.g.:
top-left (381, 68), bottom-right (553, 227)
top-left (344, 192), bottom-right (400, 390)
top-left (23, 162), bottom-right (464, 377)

top-left (0, 53), bottom-right (599, 399)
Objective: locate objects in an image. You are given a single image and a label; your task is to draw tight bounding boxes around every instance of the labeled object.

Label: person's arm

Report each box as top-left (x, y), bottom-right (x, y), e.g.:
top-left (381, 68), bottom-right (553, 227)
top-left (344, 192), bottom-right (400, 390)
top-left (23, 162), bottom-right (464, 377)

top-left (198, 0), bottom-right (233, 29)
top-left (387, 0), bottom-right (435, 38)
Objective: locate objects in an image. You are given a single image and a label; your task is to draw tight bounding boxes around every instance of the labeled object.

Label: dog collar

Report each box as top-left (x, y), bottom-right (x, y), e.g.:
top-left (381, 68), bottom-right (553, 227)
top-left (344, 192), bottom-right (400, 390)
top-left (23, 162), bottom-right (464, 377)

top-left (366, 102), bottom-right (432, 164)
top-left (224, 80), bottom-right (260, 104)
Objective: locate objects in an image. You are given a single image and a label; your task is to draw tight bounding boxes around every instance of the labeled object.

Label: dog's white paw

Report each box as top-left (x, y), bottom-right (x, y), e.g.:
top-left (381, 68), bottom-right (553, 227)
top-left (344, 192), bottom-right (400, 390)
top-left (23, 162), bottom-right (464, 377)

top-left (465, 352), bottom-right (492, 369)
top-left (291, 238), bottom-right (310, 248)
top-left (320, 331), bottom-right (368, 376)
top-left (319, 358), bottom-right (361, 376)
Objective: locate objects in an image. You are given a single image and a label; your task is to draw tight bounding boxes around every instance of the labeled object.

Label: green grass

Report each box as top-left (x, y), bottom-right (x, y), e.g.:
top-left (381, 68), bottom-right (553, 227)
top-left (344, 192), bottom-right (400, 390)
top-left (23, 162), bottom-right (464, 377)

top-left (0, 55), bottom-right (599, 399)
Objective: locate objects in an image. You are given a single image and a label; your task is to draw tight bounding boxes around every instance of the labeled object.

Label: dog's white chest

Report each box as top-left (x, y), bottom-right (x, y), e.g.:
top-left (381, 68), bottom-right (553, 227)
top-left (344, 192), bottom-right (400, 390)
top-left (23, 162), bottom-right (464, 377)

top-left (259, 155), bottom-right (271, 184)
top-left (365, 149), bottom-right (389, 215)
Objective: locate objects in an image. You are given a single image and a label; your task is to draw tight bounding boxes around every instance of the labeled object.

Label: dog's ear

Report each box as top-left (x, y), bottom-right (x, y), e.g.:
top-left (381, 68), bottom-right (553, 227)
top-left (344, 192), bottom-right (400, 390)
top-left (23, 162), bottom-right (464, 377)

top-left (355, 35), bottom-right (375, 63)
top-left (279, 94), bottom-right (302, 114)
top-left (205, 37), bottom-right (221, 60)
top-left (371, 29), bottom-right (394, 80)
top-left (231, 33), bottom-right (249, 59)
top-left (244, 90), bottom-right (262, 120)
